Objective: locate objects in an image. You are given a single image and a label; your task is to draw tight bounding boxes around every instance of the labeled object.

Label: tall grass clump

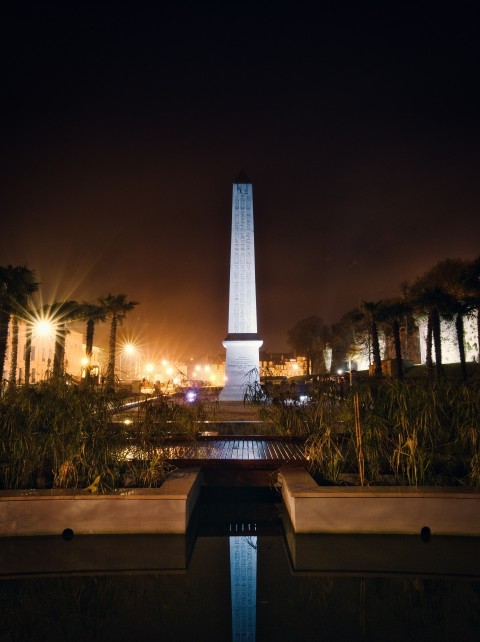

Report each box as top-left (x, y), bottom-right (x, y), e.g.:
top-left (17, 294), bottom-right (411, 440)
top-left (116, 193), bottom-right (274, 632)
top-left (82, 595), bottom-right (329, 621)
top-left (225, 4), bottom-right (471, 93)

top-left (0, 381), bottom-right (170, 491)
top-left (0, 381), bottom-right (128, 490)
top-left (116, 396), bottom-right (208, 487)
top-left (303, 378), bottom-right (480, 486)
top-left (252, 378), bottom-right (344, 438)
top-left (371, 379), bottom-right (480, 486)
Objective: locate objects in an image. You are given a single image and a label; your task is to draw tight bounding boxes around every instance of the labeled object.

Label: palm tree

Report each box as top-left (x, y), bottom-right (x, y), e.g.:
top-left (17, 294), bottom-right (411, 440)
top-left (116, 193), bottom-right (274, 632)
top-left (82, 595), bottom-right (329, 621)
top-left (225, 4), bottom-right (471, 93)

top-left (462, 256), bottom-right (480, 361)
top-left (0, 275), bottom-right (9, 387)
top-left (79, 302), bottom-right (107, 383)
top-left (378, 298), bottom-right (412, 381)
top-left (44, 300), bottom-right (81, 379)
top-left (450, 297), bottom-right (472, 382)
top-left (408, 260), bottom-right (471, 378)
top-left (24, 323), bottom-right (33, 385)
top-left (409, 285), bottom-right (450, 377)
top-left (354, 301), bottom-right (383, 376)
top-left (0, 265), bottom-right (39, 390)
top-left (99, 294), bottom-right (139, 388)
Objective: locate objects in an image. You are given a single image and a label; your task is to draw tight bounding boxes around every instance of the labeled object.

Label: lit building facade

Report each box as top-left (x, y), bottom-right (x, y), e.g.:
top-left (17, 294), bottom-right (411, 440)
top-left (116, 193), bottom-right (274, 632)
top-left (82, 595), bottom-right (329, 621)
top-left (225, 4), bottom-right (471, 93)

top-left (259, 353), bottom-right (307, 379)
top-left (187, 356), bottom-right (225, 387)
top-left (2, 321), bottom-right (100, 384)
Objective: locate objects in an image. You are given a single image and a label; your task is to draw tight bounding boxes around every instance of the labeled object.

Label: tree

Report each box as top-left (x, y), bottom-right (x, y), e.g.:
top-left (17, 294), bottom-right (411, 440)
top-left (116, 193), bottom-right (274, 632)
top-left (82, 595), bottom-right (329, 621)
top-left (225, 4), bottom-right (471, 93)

top-left (378, 298), bottom-right (412, 381)
top-left (0, 265), bottom-right (39, 389)
top-left (287, 316), bottom-right (329, 376)
top-left (44, 300), bottom-right (81, 379)
top-left (99, 294), bottom-right (139, 388)
top-left (451, 297), bottom-right (471, 382)
top-left (24, 323), bottom-right (33, 385)
top-left (79, 302), bottom-right (107, 384)
top-left (354, 301), bottom-right (383, 376)
top-left (410, 258), bottom-right (472, 380)
top-left (408, 285), bottom-right (448, 377)
top-left (433, 258), bottom-right (475, 383)
top-left (462, 255), bottom-right (480, 361)
top-left (329, 312), bottom-right (356, 374)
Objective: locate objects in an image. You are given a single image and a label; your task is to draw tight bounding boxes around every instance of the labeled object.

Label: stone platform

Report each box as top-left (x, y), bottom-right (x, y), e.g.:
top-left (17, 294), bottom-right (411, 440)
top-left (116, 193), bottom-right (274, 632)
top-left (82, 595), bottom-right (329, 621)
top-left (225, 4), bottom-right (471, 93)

top-left (280, 467), bottom-right (480, 536)
top-left (204, 400), bottom-right (263, 422)
top-left (0, 468), bottom-right (202, 537)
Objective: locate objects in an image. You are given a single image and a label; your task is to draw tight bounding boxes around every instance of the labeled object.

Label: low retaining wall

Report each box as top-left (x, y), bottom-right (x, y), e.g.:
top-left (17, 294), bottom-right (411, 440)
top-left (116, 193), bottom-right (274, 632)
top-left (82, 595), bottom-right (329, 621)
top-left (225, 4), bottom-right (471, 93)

top-left (0, 467), bottom-right (202, 537)
top-left (280, 467), bottom-right (480, 536)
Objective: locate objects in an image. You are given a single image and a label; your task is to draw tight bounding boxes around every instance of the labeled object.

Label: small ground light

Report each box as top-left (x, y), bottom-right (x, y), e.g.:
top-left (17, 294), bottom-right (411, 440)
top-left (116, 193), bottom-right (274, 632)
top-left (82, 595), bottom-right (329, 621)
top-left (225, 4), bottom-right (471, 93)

top-left (62, 528), bottom-right (74, 541)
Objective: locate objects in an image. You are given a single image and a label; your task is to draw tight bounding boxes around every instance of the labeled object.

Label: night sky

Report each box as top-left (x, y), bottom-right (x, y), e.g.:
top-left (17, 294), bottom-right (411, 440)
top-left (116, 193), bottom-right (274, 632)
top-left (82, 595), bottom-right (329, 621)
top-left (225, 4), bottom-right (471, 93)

top-left (2, 2), bottom-right (479, 360)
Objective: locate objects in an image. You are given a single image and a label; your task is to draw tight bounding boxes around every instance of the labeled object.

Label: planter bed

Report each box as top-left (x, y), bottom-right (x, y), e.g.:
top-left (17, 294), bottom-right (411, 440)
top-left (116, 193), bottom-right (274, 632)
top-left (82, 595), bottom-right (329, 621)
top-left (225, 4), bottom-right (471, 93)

top-left (280, 467), bottom-right (480, 536)
top-left (0, 467), bottom-right (202, 537)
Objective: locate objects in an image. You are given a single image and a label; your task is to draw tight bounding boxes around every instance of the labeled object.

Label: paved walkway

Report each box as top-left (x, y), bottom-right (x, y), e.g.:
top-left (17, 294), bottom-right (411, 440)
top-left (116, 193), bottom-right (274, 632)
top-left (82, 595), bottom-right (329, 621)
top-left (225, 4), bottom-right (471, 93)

top-left (162, 437), bottom-right (306, 469)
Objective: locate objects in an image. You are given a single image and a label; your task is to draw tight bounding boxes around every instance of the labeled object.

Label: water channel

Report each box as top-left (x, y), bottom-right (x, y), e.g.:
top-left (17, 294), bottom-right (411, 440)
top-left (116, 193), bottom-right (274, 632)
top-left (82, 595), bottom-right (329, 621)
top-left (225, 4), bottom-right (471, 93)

top-left (1, 487), bottom-right (480, 641)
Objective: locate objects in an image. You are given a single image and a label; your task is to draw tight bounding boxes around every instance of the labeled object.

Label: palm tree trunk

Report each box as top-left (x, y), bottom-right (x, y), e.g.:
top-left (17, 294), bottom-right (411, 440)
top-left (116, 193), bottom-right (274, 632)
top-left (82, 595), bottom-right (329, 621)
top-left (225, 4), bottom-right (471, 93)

top-left (431, 308), bottom-right (443, 377)
top-left (392, 319), bottom-right (403, 381)
top-left (371, 320), bottom-right (382, 376)
top-left (8, 317), bottom-right (19, 389)
top-left (426, 312), bottom-right (433, 373)
top-left (53, 324), bottom-right (67, 378)
top-left (24, 324), bottom-right (32, 385)
top-left (0, 311), bottom-right (10, 387)
top-left (84, 318), bottom-right (95, 383)
top-left (455, 313), bottom-right (467, 383)
top-left (477, 306), bottom-right (480, 362)
top-left (106, 313), bottom-right (118, 388)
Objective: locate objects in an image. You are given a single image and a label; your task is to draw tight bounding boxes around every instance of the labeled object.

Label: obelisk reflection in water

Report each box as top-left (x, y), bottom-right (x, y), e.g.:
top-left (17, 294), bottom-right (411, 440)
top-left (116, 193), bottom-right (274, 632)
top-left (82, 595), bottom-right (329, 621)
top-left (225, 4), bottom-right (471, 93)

top-left (229, 523), bottom-right (257, 641)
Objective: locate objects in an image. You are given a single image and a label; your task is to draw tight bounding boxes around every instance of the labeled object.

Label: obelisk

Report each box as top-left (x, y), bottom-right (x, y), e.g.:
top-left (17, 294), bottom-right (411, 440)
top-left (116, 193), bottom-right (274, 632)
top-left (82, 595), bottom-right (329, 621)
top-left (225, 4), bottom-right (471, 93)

top-left (219, 171), bottom-right (263, 401)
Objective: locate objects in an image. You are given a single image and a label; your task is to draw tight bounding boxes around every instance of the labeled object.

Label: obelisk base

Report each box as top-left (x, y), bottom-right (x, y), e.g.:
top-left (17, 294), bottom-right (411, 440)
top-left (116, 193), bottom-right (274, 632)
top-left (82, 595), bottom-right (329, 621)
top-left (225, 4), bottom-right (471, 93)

top-left (219, 338), bottom-right (263, 401)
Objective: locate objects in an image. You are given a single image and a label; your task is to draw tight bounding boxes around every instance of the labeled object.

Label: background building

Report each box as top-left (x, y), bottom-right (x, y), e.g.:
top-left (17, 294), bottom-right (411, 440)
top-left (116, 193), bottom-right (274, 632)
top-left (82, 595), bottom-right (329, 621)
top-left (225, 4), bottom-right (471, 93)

top-left (3, 321), bottom-right (101, 384)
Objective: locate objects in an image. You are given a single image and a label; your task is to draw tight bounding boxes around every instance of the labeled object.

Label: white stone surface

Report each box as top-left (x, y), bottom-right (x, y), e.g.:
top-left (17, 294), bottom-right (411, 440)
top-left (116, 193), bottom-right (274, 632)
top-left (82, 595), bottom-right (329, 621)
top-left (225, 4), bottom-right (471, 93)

top-left (280, 467), bottom-right (480, 535)
top-left (0, 468), bottom-right (202, 536)
top-left (227, 182), bottom-right (258, 335)
top-left (220, 338), bottom-right (263, 401)
top-left (418, 313), bottom-right (479, 364)
top-left (220, 178), bottom-right (262, 401)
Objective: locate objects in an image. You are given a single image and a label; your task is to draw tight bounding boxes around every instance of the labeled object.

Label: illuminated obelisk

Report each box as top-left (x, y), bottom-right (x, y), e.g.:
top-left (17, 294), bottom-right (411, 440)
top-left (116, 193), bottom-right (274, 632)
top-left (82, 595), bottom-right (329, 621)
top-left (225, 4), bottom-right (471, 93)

top-left (219, 171), bottom-right (263, 401)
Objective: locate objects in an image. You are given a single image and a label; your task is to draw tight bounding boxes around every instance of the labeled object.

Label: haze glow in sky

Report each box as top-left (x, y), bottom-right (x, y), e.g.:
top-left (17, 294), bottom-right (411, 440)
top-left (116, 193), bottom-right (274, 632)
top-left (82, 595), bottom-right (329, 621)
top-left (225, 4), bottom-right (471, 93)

top-left (2, 3), bottom-right (479, 358)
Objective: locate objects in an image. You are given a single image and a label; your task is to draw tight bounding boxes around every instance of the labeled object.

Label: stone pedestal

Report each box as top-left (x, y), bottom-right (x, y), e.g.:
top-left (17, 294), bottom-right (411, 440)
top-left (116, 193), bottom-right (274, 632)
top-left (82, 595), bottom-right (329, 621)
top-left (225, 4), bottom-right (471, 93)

top-left (220, 337), bottom-right (263, 401)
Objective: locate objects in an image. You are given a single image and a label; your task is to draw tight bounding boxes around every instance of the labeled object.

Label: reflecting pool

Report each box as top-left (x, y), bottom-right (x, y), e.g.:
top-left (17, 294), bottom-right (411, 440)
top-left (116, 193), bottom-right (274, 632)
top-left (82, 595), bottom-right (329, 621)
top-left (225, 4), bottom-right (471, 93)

top-left (1, 488), bottom-right (480, 641)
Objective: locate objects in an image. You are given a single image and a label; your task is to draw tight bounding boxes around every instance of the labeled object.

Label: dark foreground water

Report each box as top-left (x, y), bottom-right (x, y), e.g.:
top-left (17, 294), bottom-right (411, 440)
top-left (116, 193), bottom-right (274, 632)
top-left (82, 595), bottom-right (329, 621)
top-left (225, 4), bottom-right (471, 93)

top-left (1, 488), bottom-right (480, 642)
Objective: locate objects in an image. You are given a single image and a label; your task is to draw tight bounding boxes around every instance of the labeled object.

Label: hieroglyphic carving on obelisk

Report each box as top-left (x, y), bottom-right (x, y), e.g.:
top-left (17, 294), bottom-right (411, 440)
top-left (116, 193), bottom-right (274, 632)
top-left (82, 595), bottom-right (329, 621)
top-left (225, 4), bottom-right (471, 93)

top-left (220, 171), bottom-right (263, 401)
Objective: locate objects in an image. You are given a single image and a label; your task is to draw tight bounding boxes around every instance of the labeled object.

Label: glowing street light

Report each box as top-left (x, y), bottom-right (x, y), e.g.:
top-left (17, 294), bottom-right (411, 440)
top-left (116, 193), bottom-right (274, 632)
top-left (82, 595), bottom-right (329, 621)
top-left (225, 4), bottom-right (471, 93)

top-left (33, 318), bottom-right (56, 339)
top-left (119, 342), bottom-right (138, 380)
top-left (124, 343), bottom-right (136, 356)
top-left (145, 363), bottom-right (154, 378)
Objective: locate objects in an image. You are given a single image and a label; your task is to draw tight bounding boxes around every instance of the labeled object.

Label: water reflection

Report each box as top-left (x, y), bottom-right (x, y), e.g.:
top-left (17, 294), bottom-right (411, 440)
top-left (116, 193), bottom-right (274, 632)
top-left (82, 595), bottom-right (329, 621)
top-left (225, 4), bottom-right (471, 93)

top-left (1, 493), bottom-right (480, 641)
top-left (230, 524), bottom-right (257, 641)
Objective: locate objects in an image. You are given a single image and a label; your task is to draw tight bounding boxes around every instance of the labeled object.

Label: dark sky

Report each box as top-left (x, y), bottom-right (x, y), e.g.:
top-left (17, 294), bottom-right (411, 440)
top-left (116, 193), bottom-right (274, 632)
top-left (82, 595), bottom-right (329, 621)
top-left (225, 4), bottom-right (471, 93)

top-left (2, 2), bottom-right (479, 359)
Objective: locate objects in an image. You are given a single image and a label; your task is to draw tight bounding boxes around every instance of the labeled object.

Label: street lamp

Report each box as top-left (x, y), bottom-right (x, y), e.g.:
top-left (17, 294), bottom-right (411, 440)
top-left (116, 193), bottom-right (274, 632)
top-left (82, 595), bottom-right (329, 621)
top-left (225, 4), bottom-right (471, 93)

top-left (145, 362), bottom-right (154, 376)
top-left (119, 342), bottom-right (138, 380)
top-left (33, 318), bottom-right (56, 339)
